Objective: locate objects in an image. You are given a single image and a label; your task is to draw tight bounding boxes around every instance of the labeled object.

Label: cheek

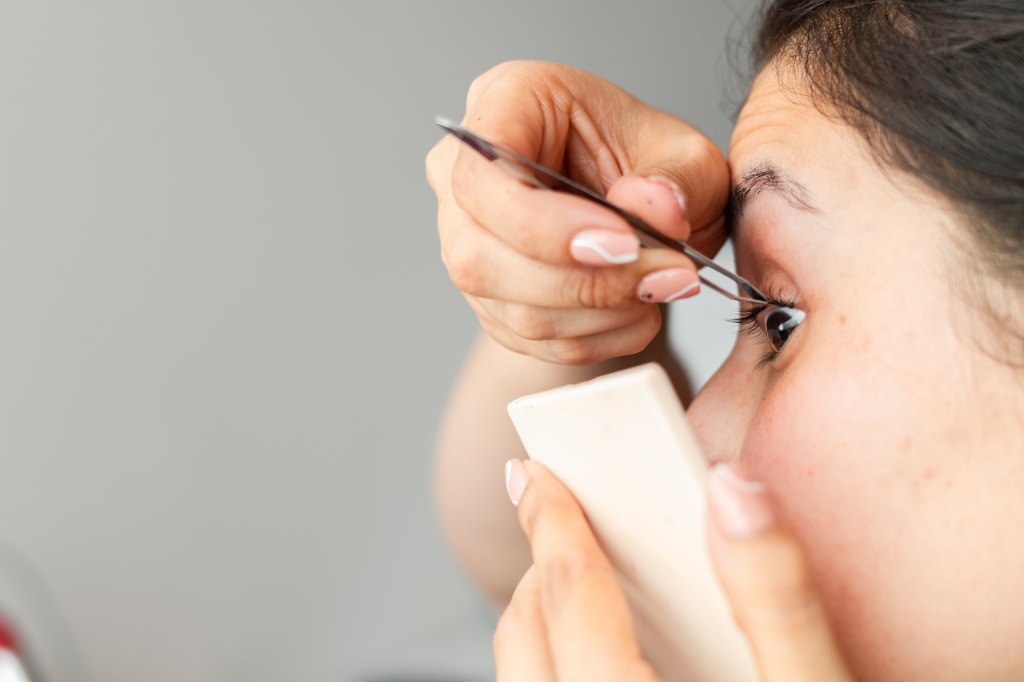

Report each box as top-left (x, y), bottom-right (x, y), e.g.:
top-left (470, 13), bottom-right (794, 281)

top-left (740, 350), bottom-right (906, 579)
top-left (738, 355), bottom-right (926, 673)
top-left (738, 339), bottom-right (1024, 679)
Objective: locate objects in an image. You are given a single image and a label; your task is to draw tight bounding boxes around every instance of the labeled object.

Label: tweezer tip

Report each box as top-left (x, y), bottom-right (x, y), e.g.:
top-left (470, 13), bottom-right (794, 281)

top-left (434, 115), bottom-right (457, 131)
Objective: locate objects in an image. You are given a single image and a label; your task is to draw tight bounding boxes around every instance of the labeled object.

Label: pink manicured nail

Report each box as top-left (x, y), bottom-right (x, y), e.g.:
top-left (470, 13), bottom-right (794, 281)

top-left (637, 268), bottom-right (700, 303)
top-left (645, 175), bottom-right (687, 219)
top-left (707, 463), bottom-right (775, 538)
top-left (505, 459), bottom-right (528, 506)
top-left (570, 229), bottom-right (640, 266)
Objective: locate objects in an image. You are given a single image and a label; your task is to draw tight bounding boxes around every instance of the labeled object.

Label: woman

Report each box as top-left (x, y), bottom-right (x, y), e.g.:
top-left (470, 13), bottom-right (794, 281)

top-left (425, 1), bottom-right (1024, 679)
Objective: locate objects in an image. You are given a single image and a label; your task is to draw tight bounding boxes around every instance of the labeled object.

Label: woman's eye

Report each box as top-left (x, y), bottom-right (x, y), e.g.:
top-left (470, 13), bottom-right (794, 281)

top-left (759, 306), bottom-right (806, 352)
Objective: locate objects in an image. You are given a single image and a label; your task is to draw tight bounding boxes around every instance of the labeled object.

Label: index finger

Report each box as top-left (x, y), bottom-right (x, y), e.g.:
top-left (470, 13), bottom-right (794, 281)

top-left (451, 138), bottom-right (644, 267)
top-left (706, 464), bottom-right (856, 682)
top-left (509, 459), bottom-right (657, 681)
top-left (452, 62), bottom-right (666, 269)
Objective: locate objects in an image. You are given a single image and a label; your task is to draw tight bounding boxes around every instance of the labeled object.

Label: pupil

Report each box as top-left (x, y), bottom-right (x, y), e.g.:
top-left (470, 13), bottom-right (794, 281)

top-left (763, 306), bottom-right (805, 351)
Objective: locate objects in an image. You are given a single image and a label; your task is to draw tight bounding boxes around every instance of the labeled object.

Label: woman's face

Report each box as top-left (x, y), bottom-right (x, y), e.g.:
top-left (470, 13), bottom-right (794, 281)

top-left (687, 67), bottom-right (1024, 680)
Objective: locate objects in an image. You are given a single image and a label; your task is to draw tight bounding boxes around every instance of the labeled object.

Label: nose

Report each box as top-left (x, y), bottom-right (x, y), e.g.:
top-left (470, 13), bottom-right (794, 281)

top-left (686, 345), bottom-right (760, 463)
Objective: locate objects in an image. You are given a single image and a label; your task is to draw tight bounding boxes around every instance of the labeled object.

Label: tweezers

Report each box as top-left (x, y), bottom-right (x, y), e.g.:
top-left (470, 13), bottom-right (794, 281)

top-left (435, 116), bottom-right (768, 305)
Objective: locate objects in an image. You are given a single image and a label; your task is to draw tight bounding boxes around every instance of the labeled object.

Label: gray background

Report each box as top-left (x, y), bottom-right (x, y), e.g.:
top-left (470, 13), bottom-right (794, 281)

top-left (0, 1), bottom-right (756, 680)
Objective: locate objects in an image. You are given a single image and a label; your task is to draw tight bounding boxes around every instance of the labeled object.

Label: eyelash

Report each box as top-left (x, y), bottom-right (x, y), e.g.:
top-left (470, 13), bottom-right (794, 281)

top-left (728, 287), bottom-right (800, 369)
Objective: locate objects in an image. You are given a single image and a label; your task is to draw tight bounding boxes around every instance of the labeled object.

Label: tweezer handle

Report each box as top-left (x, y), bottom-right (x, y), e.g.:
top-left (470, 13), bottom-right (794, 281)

top-left (498, 158), bottom-right (767, 306)
top-left (436, 117), bottom-right (768, 305)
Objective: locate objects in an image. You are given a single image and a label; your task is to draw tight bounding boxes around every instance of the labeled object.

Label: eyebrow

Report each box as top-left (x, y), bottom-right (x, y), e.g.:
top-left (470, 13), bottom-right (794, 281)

top-left (727, 162), bottom-right (816, 225)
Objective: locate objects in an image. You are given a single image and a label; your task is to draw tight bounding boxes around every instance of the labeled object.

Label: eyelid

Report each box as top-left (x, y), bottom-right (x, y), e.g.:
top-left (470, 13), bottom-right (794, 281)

top-left (734, 306), bottom-right (782, 369)
top-left (730, 303), bottom-right (774, 346)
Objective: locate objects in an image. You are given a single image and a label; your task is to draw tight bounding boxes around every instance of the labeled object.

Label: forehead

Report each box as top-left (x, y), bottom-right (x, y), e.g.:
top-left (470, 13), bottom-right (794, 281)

top-left (730, 68), bottom-right (830, 166)
top-left (727, 67), bottom-right (889, 224)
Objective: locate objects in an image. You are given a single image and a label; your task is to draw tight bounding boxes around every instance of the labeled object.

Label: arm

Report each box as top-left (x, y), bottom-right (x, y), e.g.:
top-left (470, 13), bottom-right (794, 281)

top-left (435, 314), bottom-right (691, 606)
top-left (426, 60), bottom-right (728, 605)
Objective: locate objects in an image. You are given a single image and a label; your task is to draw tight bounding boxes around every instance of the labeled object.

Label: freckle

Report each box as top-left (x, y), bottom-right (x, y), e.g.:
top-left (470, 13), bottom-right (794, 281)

top-left (839, 313), bottom-right (848, 326)
top-left (646, 198), bottom-right (653, 205)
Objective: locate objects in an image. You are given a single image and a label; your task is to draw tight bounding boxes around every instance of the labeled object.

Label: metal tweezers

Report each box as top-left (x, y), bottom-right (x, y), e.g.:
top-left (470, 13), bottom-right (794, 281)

top-left (436, 116), bottom-right (768, 305)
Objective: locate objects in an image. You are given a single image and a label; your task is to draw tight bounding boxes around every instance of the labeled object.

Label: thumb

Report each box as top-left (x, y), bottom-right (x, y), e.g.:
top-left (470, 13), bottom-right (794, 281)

top-left (458, 61), bottom-right (729, 254)
top-left (605, 111), bottom-right (729, 255)
top-left (706, 463), bottom-right (856, 682)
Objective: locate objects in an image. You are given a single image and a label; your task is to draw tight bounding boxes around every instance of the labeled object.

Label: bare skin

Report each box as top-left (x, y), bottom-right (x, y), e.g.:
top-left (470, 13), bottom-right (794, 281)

top-left (688, 67), bottom-right (1024, 680)
top-left (427, 61), bottom-right (710, 602)
top-left (428, 61), bottom-right (1024, 680)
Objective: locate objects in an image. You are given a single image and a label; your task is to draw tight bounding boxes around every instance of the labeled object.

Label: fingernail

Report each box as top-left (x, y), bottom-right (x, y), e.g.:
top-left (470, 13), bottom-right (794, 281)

top-left (707, 463), bottom-right (775, 538)
top-left (637, 268), bottom-right (700, 303)
top-left (645, 175), bottom-right (687, 219)
top-left (570, 229), bottom-right (640, 266)
top-left (505, 459), bottom-right (528, 506)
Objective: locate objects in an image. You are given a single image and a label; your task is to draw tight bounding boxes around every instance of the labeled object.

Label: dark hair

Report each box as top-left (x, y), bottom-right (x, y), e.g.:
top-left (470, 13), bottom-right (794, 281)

top-left (751, 1), bottom-right (1024, 293)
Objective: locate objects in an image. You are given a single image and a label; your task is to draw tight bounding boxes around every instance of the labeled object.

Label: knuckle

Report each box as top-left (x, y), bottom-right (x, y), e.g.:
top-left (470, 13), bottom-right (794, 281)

top-left (620, 337), bottom-right (647, 359)
top-left (424, 142), bottom-right (449, 194)
top-left (503, 304), bottom-right (556, 341)
top-left (687, 137), bottom-right (730, 223)
top-left (562, 269), bottom-right (628, 309)
top-left (691, 130), bottom-right (725, 165)
top-left (563, 270), bottom-right (601, 308)
top-left (466, 66), bottom-right (498, 106)
top-left (543, 336), bottom-right (596, 366)
top-left (769, 550), bottom-right (820, 615)
top-left (479, 317), bottom-right (526, 356)
top-left (491, 606), bottom-right (516, 655)
top-left (493, 575), bottom-right (540, 655)
top-left (467, 60), bottom-right (543, 106)
top-left (538, 546), bottom-right (598, 603)
top-left (519, 487), bottom-right (545, 533)
top-left (739, 588), bottom-right (823, 635)
top-left (624, 309), bottom-right (661, 355)
top-left (443, 238), bottom-right (483, 295)
top-left (731, 535), bottom-right (824, 629)
top-left (449, 151), bottom-right (472, 204)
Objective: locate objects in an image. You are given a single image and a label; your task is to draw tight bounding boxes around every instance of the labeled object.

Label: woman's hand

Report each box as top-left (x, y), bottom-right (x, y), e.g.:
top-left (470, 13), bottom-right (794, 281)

top-left (496, 459), bottom-right (856, 682)
top-left (425, 61), bottom-right (729, 365)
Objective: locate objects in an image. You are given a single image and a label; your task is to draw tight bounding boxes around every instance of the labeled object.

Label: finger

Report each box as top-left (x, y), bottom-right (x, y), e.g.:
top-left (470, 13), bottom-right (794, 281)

top-left (425, 134), bottom-right (459, 196)
top-left (602, 112), bottom-right (730, 259)
top-left (470, 297), bottom-right (662, 365)
top-left (452, 143), bottom-right (643, 267)
top-left (494, 566), bottom-right (557, 682)
top-left (441, 201), bottom-right (693, 308)
top-left (461, 61), bottom-right (594, 174)
top-left (605, 173), bottom-right (729, 260)
top-left (453, 61), bottom-right (729, 262)
top-left (606, 173), bottom-right (692, 240)
top-left (453, 62), bottom-right (643, 268)
top-left (473, 297), bottom-right (652, 341)
top-left (626, 108), bottom-right (731, 236)
top-left (706, 463), bottom-right (856, 682)
top-left (454, 61), bottom-right (709, 268)
top-left (506, 459), bottom-right (657, 681)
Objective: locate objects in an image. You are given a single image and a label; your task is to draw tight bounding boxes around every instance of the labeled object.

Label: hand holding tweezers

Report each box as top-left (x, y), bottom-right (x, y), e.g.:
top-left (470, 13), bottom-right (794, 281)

top-left (435, 117), bottom-right (767, 305)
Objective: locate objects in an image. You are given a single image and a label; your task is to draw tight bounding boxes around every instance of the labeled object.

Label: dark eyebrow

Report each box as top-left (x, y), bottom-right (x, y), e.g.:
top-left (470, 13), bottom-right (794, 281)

top-left (727, 162), bottom-right (816, 226)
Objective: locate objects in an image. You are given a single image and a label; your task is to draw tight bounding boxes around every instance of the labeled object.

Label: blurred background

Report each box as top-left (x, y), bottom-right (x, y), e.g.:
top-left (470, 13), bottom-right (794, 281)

top-left (0, 1), bottom-right (758, 680)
